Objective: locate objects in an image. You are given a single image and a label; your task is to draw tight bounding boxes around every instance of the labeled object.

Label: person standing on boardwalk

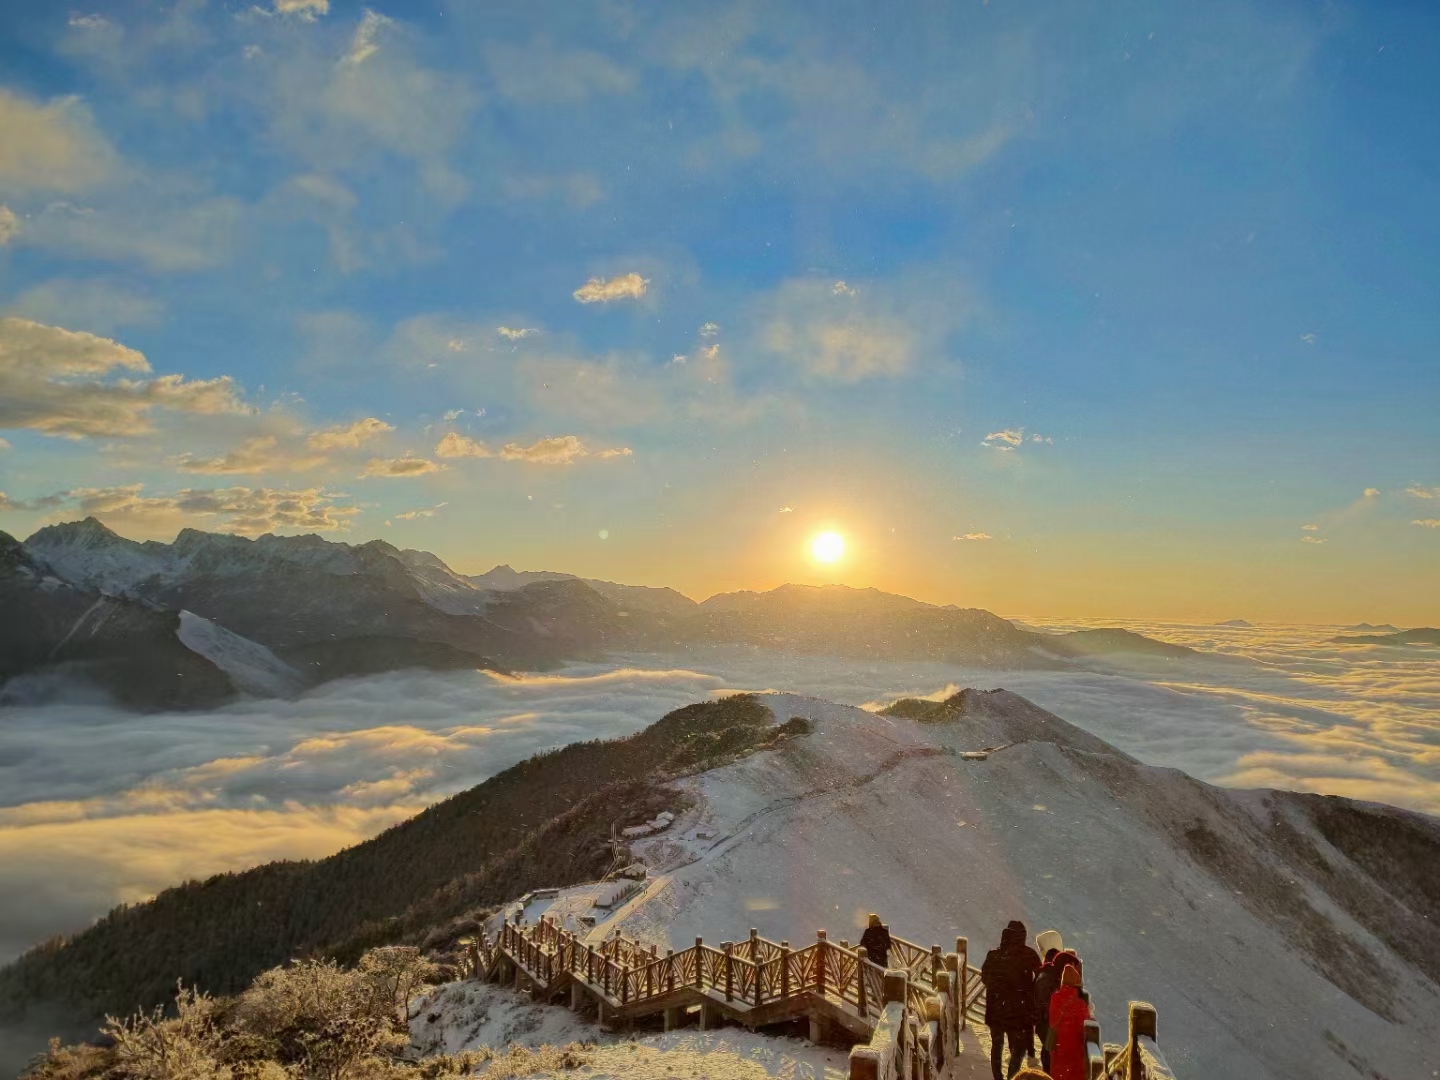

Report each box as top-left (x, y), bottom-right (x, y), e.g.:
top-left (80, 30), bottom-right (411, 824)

top-left (1047, 965), bottom-right (1093, 1080)
top-left (981, 920), bottom-right (1042, 1080)
top-left (860, 913), bottom-right (892, 967)
top-left (1034, 949), bottom-right (1082, 1073)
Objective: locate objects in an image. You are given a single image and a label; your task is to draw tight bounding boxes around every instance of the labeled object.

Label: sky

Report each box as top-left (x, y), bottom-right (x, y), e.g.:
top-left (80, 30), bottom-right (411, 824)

top-left (0, 0), bottom-right (1437, 622)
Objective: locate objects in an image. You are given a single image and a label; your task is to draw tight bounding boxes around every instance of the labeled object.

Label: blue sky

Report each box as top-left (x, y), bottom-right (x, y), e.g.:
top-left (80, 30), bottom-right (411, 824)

top-left (0, 0), bottom-right (1437, 621)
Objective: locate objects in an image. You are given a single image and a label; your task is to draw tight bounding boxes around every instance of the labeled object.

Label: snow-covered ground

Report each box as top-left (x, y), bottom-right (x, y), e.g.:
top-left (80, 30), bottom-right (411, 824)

top-left (177, 611), bottom-right (306, 698)
top-left (492, 691), bottom-right (1436, 1080)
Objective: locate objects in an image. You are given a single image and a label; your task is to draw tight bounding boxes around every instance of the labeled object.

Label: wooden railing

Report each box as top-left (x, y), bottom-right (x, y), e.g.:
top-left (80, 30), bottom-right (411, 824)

top-left (461, 916), bottom-right (1165, 1080)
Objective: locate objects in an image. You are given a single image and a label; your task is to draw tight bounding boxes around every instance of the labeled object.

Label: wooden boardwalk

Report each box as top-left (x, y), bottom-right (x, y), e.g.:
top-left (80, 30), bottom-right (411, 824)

top-left (464, 916), bottom-right (1169, 1080)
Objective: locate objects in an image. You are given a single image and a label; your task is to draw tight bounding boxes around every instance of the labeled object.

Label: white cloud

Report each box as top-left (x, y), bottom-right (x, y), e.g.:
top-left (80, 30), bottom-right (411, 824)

top-left (0, 438), bottom-right (10, 450)
top-left (0, 205), bottom-right (17, 245)
top-left (0, 89), bottom-right (117, 195)
top-left (1362, 487), bottom-right (1380, 499)
top-left (500, 435), bottom-right (588, 464)
top-left (433, 432), bottom-right (492, 459)
top-left (1301, 536), bottom-right (1327, 544)
top-left (1301, 523), bottom-right (1319, 531)
top-left (19, 484), bottom-right (361, 535)
top-left (573, 272), bottom-right (649, 304)
top-left (778, 506), bottom-right (794, 513)
top-left (594, 446), bottom-right (634, 459)
top-left (953, 533), bottom-right (992, 541)
top-left (832, 281), bottom-right (857, 296)
top-left (343, 9), bottom-right (392, 66)
top-left (1405, 486), bottom-right (1439, 500)
top-left (699, 322), bottom-right (720, 337)
top-left (67, 14), bottom-right (109, 30)
top-left (0, 317), bottom-right (245, 439)
top-left (171, 436), bottom-right (327, 476)
top-left (360, 456), bottom-right (444, 478)
top-left (306, 416), bottom-right (394, 450)
top-left (1300, 333), bottom-right (1318, 345)
top-left (497, 326), bottom-right (539, 340)
top-left (1413, 519), bottom-right (1440, 529)
top-left (441, 409), bottom-right (464, 422)
top-left (982, 429), bottom-right (1024, 449)
top-left (394, 501), bottom-right (447, 521)
top-left (1030, 433), bottom-right (1053, 444)
top-left (273, 0), bottom-right (329, 19)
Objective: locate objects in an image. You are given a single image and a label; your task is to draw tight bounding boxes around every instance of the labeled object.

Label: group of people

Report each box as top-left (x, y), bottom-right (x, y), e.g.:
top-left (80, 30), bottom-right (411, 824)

top-left (980, 920), bottom-right (1091, 1080)
top-left (856, 914), bottom-right (1091, 1080)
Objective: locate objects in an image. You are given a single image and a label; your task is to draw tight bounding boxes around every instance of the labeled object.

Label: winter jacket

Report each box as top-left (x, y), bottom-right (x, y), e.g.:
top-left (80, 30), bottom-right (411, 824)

top-left (860, 925), bottom-right (892, 967)
top-left (1034, 952), bottom-right (1081, 1040)
top-left (980, 928), bottom-right (1041, 1029)
top-left (1048, 984), bottom-right (1092, 1080)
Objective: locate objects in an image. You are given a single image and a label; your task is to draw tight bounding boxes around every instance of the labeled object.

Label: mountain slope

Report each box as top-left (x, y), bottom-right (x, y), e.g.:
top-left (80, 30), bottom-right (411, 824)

top-left (0, 532), bottom-right (236, 709)
top-left (575, 690), bottom-right (1439, 1080)
top-left (0, 695), bottom-right (793, 1036)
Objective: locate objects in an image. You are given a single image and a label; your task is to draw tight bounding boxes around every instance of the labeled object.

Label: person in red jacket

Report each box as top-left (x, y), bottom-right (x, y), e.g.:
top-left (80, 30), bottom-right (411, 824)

top-left (1047, 965), bottom-right (1092, 1080)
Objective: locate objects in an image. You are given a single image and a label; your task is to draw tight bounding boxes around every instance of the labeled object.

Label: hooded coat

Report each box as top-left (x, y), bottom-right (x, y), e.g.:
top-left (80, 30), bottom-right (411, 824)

top-left (980, 924), bottom-right (1041, 1029)
top-left (1034, 951), bottom-right (1081, 1043)
top-left (1047, 983), bottom-right (1092, 1080)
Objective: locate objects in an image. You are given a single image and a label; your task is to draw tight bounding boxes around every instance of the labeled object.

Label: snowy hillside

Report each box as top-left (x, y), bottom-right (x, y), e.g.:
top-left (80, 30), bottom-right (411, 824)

top-left (472, 691), bottom-right (1439, 1080)
top-left (176, 612), bottom-right (306, 698)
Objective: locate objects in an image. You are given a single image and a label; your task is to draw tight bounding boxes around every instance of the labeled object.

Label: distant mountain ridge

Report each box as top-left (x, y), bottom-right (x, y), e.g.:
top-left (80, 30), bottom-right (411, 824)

top-left (4, 519), bottom-right (1206, 709)
top-left (1333, 627), bottom-right (1440, 646)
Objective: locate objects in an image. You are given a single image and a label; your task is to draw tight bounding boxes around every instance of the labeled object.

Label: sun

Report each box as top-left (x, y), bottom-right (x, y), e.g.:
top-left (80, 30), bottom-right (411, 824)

top-left (810, 530), bottom-right (846, 564)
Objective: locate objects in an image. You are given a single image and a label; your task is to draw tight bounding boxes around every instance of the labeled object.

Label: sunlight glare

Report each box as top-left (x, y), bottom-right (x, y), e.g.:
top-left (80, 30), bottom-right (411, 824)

top-left (810, 531), bottom-right (846, 564)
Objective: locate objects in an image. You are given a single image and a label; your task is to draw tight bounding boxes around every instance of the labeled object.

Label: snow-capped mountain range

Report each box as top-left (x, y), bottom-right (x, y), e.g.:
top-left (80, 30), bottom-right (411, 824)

top-left (4, 518), bottom-right (1203, 710)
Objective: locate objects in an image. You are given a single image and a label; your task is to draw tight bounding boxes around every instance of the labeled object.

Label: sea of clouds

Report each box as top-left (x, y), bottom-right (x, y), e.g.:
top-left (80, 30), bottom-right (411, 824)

top-left (0, 625), bottom-right (1436, 965)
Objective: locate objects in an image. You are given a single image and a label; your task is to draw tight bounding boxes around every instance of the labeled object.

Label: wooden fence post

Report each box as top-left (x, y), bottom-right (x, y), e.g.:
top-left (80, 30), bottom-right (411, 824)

top-left (816, 930), bottom-right (828, 997)
top-left (956, 937), bottom-right (969, 1030)
top-left (667, 949), bottom-right (676, 994)
top-left (929, 945), bottom-right (941, 986)
top-left (724, 942), bottom-right (735, 1002)
top-left (855, 947), bottom-right (868, 1015)
top-left (780, 941), bottom-right (791, 1000)
top-left (1127, 1001), bottom-right (1156, 1080)
top-left (695, 938), bottom-right (704, 988)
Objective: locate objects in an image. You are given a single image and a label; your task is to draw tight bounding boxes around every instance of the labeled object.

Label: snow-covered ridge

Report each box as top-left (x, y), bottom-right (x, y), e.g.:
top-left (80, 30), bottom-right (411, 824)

top-left (456, 691), bottom-right (1438, 1080)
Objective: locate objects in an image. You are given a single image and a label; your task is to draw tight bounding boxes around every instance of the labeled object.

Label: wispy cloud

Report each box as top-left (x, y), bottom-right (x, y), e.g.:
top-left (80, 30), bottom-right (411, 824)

top-left (1413, 519), bottom-right (1440, 529)
top-left (1363, 487), bottom-right (1380, 499)
top-left (573, 272), bottom-right (649, 304)
top-left (1301, 536), bottom-right (1327, 544)
top-left (394, 501), bottom-right (447, 521)
top-left (1301, 523), bottom-right (1319, 531)
top-left (0, 317), bottom-right (244, 439)
top-left (500, 435), bottom-right (589, 464)
top-left (0, 206), bottom-right (17, 246)
top-left (0, 89), bottom-right (117, 195)
top-left (342, 9), bottom-right (392, 66)
top-left (433, 432), bottom-right (491, 459)
top-left (954, 533), bottom-right (992, 541)
top-left (497, 326), bottom-right (539, 340)
top-left (360, 455), bottom-right (444, 478)
top-left (171, 436), bottom-right (326, 476)
top-left (273, 0), bottom-right (329, 20)
top-left (1405, 486), bottom-right (1439, 500)
top-left (307, 417), bottom-right (394, 450)
top-left (1300, 332), bottom-right (1318, 344)
top-left (11, 484), bottom-right (361, 535)
top-left (982, 429), bottom-right (1024, 449)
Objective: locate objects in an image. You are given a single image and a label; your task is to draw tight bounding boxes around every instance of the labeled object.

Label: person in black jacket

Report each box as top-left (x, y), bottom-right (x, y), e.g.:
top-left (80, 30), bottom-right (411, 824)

top-left (860, 913), bottom-right (892, 967)
top-left (980, 920), bottom-right (1042, 1080)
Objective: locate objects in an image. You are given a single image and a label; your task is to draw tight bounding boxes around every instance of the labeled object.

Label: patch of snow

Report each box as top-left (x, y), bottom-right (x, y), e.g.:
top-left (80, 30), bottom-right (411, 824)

top-left (410, 981), bottom-right (600, 1056)
top-left (177, 611), bottom-right (306, 698)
